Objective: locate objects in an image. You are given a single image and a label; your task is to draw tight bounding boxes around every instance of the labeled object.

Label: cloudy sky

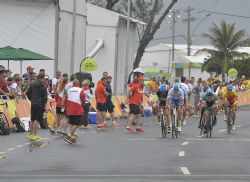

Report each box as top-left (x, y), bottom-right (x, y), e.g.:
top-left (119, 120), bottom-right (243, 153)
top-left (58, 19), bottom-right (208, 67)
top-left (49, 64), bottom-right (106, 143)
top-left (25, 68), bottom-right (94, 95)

top-left (150, 0), bottom-right (250, 46)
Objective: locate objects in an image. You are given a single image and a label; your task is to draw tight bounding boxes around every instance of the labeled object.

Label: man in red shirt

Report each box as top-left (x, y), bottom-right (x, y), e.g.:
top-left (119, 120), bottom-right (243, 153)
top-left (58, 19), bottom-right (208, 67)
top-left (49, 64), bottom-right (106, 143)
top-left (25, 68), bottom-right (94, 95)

top-left (126, 76), bottom-right (144, 132)
top-left (95, 77), bottom-right (109, 130)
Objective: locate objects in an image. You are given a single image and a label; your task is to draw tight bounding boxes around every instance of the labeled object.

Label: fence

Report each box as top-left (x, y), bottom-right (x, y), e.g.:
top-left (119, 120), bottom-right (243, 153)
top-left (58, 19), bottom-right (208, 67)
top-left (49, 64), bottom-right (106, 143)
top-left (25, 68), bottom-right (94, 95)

top-left (1, 90), bottom-right (250, 128)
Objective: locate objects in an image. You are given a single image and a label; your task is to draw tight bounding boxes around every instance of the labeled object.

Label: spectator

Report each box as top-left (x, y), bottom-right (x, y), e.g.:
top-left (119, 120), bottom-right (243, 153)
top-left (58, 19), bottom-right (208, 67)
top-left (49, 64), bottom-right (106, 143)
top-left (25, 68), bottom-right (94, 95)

top-left (95, 77), bottom-right (108, 130)
top-left (26, 72), bottom-right (48, 140)
top-left (81, 79), bottom-right (92, 129)
top-left (64, 79), bottom-right (85, 144)
top-left (105, 76), bottom-right (118, 127)
top-left (21, 78), bottom-right (31, 96)
top-left (0, 70), bottom-right (11, 97)
top-left (51, 71), bottom-right (61, 94)
top-left (23, 66), bottom-right (35, 79)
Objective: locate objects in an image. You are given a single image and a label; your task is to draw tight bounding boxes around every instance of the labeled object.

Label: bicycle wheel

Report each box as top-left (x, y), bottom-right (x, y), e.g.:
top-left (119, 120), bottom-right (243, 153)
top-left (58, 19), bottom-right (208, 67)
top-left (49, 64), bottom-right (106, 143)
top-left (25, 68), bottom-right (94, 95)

top-left (0, 112), bottom-right (10, 135)
top-left (227, 112), bottom-right (232, 134)
top-left (200, 115), bottom-right (205, 136)
top-left (161, 115), bottom-right (167, 138)
top-left (209, 114), bottom-right (213, 138)
top-left (206, 114), bottom-right (211, 138)
top-left (171, 114), bottom-right (175, 139)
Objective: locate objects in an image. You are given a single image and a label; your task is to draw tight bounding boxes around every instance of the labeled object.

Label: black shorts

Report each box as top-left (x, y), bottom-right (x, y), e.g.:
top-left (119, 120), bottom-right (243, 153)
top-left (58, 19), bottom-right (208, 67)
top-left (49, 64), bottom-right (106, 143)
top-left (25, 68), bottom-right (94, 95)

top-left (56, 107), bottom-right (65, 115)
top-left (68, 115), bottom-right (83, 126)
top-left (129, 104), bottom-right (141, 115)
top-left (96, 102), bottom-right (106, 112)
top-left (31, 104), bottom-right (45, 124)
top-left (159, 100), bottom-right (166, 107)
top-left (106, 101), bottom-right (114, 113)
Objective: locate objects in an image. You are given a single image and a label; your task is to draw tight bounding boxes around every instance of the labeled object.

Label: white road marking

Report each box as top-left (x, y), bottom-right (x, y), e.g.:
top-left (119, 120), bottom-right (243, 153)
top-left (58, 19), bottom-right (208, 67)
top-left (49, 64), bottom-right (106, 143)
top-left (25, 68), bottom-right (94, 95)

top-left (7, 148), bottom-right (15, 151)
top-left (24, 143), bottom-right (31, 145)
top-left (181, 142), bottom-right (189, 146)
top-left (196, 135), bottom-right (202, 138)
top-left (1, 174), bottom-right (250, 177)
top-left (16, 145), bottom-right (24, 148)
top-left (217, 129), bottom-right (226, 132)
top-left (179, 151), bottom-right (185, 157)
top-left (186, 138), bottom-right (250, 142)
top-left (236, 125), bottom-right (242, 128)
top-left (90, 131), bottom-right (97, 134)
top-left (180, 167), bottom-right (191, 175)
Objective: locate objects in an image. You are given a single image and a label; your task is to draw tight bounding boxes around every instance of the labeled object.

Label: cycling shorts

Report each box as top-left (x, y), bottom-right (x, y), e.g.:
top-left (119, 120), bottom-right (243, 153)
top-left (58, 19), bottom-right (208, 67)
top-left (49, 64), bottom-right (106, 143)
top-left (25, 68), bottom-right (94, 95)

top-left (170, 99), bottom-right (182, 108)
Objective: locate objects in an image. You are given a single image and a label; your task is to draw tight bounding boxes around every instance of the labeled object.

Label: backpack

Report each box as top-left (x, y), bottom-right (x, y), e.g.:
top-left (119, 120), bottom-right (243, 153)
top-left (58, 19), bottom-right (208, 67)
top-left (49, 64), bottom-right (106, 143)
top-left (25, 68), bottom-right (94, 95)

top-left (12, 117), bottom-right (25, 132)
top-left (0, 113), bottom-right (10, 135)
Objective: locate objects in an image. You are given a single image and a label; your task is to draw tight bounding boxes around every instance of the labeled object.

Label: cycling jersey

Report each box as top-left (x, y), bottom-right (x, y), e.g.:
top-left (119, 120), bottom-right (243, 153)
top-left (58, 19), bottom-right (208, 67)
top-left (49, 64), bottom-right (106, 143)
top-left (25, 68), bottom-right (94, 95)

top-left (168, 88), bottom-right (184, 107)
top-left (223, 90), bottom-right (237, 105)
top-left (201, 94), bottom-right (218, 108)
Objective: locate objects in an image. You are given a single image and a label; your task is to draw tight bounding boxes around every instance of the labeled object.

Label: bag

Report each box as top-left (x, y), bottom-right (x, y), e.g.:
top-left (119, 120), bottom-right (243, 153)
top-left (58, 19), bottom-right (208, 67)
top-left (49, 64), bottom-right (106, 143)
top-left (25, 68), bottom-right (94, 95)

top-left (0, 113), bottom-right (10, 135)
top-left (47, 111), bottom-right (56, 128)
top-left (12, 117), bottom-right (25, 132)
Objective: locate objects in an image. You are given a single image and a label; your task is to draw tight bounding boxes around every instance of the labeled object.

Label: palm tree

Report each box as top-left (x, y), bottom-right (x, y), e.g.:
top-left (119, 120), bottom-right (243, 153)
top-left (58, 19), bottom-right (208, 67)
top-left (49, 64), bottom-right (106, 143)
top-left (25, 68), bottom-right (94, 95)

top-left (197, 21), bottom-right (250, 77)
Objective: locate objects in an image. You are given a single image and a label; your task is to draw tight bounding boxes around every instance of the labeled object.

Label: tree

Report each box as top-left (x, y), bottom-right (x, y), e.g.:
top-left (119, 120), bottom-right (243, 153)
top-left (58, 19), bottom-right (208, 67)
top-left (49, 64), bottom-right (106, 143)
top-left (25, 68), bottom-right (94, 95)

top-left (230, 58), bottom-right (250, 78)
top-left (196, 21), bottom-right (250, 77)
top-left (133, 0), bottom-right (177, 69)
top-left (86, 0), bottom-right (120, 10)
top-left (87, 0), bottom-right (177, 69)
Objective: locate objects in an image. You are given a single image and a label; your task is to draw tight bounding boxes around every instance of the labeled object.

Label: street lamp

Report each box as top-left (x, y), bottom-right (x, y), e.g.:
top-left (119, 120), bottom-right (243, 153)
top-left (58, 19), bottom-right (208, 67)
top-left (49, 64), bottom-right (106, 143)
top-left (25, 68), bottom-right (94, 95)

top-left (168, 9), bottom-right (181, 76)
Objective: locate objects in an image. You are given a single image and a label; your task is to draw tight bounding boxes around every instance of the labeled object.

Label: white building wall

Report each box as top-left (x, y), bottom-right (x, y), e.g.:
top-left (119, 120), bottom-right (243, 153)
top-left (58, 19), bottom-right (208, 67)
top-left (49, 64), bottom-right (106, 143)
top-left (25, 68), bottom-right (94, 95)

top-left (0, 0), bottom-right (55, 76)
top-left (57, 0), bottom-right (87, 74)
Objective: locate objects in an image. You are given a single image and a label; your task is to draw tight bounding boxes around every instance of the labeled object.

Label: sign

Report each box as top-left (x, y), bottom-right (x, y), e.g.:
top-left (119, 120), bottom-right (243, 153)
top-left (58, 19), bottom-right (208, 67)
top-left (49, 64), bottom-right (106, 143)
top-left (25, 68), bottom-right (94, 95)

top-left (81, 58), bottom-right (98, 72)
top-left (228, 68), bottom-right (238, 78)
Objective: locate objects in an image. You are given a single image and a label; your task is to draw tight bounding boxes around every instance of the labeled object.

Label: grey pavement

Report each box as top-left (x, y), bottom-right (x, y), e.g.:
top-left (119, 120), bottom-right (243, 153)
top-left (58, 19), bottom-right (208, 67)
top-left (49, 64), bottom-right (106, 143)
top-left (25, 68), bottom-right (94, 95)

top-left (0, 108), bottom-right (250, 182)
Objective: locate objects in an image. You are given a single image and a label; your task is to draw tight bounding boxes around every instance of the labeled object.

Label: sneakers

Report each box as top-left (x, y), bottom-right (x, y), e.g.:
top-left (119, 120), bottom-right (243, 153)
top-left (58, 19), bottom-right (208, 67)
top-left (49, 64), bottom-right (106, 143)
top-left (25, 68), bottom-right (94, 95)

top-left (111, 121), bottom-right (119, 127)
top-left (126, 127), bottom-right (134, 132)
top-left (64, 134), bottom-right (76, 144)
top-left (224, 115), bottom-right (227, 121)
top-left (232, 125), bottom-right (236, 131)
top-left (50, 128), bottom-right (57, 135)
top-left (136, 127), bottom-right (144, 132)
top-left (97, 123), bottom-right (106, 130)
top-left (177, 127), bottom-right (182, 132)
top-left (27, 135), bottom-right (41, 141)
top-left (183, 120), bottom-right (186, 126)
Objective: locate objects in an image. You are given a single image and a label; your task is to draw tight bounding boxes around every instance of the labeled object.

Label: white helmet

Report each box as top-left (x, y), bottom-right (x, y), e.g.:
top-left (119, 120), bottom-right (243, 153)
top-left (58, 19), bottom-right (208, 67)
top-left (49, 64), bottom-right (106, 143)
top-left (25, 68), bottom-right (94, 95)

top-left (133, 68), bottom-right (144, 75)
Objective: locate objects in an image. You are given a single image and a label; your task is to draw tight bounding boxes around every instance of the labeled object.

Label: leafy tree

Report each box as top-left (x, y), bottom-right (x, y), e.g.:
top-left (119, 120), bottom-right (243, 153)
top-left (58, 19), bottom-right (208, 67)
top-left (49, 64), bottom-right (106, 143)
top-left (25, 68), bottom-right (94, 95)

top-left (87, 0), bottom-right (178, 69)
top-left (196, 21), bottom-right (250, 77)
top-left (86, 0), bottom-right (120, 10)
top-left (230, 58), bottom-right (250, 78)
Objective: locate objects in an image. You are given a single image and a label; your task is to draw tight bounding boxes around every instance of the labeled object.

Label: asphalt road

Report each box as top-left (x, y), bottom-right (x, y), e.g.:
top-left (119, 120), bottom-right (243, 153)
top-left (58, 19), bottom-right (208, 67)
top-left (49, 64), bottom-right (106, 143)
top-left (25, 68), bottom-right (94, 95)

top-left (0, 107), bottom-right (250, 182)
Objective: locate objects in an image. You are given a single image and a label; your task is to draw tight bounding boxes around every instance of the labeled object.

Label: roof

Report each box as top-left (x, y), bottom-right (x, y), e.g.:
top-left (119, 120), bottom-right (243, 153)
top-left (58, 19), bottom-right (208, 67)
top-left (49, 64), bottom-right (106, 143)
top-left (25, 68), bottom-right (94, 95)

top-left (87, 3), bottom-right (146, 25)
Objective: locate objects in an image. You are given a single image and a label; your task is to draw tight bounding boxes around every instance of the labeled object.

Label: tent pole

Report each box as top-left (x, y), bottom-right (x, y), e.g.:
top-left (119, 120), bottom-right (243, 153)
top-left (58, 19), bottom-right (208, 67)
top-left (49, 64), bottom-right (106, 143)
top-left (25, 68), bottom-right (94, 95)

top-left (20, 61), bottom-right (22, 75)
top-left (8, 60), bottom-right (9, 69)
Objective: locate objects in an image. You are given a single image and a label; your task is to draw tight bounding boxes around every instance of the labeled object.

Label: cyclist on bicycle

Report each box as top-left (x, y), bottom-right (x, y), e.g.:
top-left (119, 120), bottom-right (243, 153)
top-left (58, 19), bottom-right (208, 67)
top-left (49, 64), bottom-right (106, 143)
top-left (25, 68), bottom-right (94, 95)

top-left (200, 88), bottom-right (218, 132)
top-left (156, 79), bottom-right (170, 131)
top-left (167, 83), bottom-right (184, 132)
top-left (222, 84), bottom-right (238, 131)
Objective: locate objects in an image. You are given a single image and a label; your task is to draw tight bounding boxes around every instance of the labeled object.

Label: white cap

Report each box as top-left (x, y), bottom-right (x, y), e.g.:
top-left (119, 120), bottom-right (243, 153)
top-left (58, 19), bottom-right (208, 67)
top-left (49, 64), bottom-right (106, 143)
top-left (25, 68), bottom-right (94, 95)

top-left (133, 68), bottom-right (144, 74)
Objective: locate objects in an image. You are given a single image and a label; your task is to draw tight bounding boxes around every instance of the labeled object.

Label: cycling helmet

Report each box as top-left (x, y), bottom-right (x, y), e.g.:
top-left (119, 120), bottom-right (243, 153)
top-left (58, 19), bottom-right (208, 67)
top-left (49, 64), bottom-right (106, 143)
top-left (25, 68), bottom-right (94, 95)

top-left (205, 88), bottom-right (214, 96)
top-left (173, 83), bottom-right (180, 91)
top-left (227, 84), bottom-right (233, 91)
top-left (133, 68), bottom-right (145, 75)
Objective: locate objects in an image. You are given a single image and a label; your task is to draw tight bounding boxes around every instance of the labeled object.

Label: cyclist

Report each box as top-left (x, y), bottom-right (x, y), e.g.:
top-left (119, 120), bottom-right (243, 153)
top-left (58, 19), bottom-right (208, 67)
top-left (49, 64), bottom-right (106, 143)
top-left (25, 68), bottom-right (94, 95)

top-left (167, 83), bottom-right (184, 132)
top-left (180, 77), bottom-right (189, 126)
top-left (222, 84), bottom-right (238, 131)
top-left (156, 79), bottom-right (170, 132)
top-left (199, 88), bottom-right (218, 131)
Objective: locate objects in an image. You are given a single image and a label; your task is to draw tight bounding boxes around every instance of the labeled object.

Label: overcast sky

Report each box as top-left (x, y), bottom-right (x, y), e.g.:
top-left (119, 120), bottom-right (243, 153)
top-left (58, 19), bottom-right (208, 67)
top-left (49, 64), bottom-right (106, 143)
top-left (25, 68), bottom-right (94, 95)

top-left (149, 0), bottom-right (250, 47)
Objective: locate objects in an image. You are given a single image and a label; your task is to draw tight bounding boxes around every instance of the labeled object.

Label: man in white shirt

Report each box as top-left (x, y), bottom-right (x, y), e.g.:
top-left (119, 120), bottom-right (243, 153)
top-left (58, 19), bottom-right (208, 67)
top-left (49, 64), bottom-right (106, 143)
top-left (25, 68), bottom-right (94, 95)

top-left (51, 71), bottom-right (61, 94)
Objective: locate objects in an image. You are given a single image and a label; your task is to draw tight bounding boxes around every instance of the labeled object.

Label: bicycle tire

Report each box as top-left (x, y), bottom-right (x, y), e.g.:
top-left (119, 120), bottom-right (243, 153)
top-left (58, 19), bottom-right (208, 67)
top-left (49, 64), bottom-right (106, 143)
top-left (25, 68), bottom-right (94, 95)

top-left (200, 115), bottom-right (205, 136)
top-left (161, 115), bottom-right (167, 138)
top-left (209, 114), bottom-right (213, 138)
top-left (227, 113), bottom-right (232, 135)
top-left (0, 112), bottom-right (10, 135)
top-left (171, 114), bottom-right (175, 139)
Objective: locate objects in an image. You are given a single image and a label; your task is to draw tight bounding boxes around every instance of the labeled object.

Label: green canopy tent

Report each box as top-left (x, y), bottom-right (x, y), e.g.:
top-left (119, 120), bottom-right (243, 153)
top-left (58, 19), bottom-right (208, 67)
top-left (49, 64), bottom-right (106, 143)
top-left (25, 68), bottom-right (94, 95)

top-left (0, 46), bottom-right (53, 74)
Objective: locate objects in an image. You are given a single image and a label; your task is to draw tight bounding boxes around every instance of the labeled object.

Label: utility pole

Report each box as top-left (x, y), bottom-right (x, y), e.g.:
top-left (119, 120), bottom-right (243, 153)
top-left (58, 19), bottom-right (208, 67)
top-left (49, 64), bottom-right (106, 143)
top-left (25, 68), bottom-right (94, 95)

top-left (168, 9), bottom-right (180, 76)
top-left (182, 6), bottom-right (196, 78)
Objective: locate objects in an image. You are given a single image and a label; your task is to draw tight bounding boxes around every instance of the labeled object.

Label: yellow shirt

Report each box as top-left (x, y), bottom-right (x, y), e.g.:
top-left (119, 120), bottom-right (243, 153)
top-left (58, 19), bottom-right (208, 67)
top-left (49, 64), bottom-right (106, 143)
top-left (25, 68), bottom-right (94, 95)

top-left (223, 90), bottom-right (237, 105)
